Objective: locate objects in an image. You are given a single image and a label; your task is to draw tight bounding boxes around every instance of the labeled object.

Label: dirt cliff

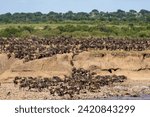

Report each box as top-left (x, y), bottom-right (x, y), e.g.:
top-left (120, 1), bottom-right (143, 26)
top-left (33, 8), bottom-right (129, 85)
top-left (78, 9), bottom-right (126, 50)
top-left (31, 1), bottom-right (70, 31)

top-left (0, 50), bottom-right (150, 81)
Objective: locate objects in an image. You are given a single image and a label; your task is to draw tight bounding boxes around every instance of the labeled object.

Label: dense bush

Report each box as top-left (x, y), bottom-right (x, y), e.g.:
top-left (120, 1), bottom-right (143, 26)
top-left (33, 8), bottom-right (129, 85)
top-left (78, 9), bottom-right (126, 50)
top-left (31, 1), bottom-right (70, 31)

top-left (0, 23), bottom-right (150, 38)
top-left (0, 27), bottom-right (21, 37)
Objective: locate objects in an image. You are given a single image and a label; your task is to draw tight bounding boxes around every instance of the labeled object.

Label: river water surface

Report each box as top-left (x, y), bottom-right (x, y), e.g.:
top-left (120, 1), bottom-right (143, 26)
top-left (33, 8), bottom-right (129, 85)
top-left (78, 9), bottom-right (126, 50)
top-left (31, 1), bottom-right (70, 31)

top-left (104, 95), bottom-right (150, 100)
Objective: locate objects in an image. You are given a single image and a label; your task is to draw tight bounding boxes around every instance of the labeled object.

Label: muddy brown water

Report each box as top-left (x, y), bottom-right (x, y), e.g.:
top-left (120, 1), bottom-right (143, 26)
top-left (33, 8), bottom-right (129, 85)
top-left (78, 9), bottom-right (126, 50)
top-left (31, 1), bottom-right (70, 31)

top-left (102, 95), bottom-right (150, 100)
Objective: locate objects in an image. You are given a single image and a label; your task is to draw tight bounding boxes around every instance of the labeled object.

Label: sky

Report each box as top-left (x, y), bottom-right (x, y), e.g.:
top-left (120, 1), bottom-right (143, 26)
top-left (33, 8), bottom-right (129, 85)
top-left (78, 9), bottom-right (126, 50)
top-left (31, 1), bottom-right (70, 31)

top-left (0, 0), bottom-right (149, 14)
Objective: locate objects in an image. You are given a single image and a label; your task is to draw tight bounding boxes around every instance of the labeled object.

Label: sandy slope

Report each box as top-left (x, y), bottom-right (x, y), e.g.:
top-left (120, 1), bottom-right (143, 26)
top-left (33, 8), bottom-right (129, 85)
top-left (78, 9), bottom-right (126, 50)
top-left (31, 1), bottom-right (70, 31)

top-left (0, 50), bottom-right (150, 99)
top-left (0, 50), bottom-right (150, 81)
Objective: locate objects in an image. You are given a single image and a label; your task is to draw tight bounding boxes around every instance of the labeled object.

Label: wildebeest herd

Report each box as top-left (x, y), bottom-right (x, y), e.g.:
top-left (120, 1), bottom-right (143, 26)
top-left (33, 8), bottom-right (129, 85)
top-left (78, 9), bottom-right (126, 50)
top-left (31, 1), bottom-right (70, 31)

top-left (13, 68), bottom-right (127, 98)
top-left (0, 36), bottom-right (149, 99)
top-left (0, 36), bottom-right (150, 62)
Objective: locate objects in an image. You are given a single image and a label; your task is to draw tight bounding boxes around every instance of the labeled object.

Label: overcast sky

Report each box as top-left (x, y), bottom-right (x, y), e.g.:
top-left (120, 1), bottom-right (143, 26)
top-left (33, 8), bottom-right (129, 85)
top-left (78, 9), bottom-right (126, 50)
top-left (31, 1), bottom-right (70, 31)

top-left (0, 0), bottom-right (149, 14)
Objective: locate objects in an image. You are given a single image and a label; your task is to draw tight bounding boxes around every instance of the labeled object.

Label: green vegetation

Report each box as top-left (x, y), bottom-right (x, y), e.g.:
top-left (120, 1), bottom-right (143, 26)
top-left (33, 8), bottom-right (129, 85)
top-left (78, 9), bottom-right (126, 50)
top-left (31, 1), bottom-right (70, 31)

top-left (0, 9), bottom-right (150, 38)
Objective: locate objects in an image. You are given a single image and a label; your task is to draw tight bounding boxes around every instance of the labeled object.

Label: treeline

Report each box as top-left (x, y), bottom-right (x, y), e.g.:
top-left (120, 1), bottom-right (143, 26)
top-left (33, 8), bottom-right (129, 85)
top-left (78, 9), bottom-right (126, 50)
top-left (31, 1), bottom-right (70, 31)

top-left (0, 9), bottom-right (150, 23)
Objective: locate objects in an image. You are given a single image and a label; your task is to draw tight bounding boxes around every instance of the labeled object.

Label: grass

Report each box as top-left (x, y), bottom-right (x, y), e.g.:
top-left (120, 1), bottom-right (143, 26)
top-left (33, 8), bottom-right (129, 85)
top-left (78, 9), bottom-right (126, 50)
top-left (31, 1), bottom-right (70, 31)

top-left (0, 22), bottom-right (96, 30)
top-left (0, 21), bottom-right (150, 38)
top-left (0, 23), bottom-right (64, 30)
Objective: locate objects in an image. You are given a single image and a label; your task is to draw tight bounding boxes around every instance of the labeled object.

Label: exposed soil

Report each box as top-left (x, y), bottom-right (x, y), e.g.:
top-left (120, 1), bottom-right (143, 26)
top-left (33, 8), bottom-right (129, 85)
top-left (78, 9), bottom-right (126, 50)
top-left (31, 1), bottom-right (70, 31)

top-left (0, 50), bottom-right (150, 81)
top-left (0, 80), bottom-right (150, 100)
top-left (0, 37), bottom-right (150, 99)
